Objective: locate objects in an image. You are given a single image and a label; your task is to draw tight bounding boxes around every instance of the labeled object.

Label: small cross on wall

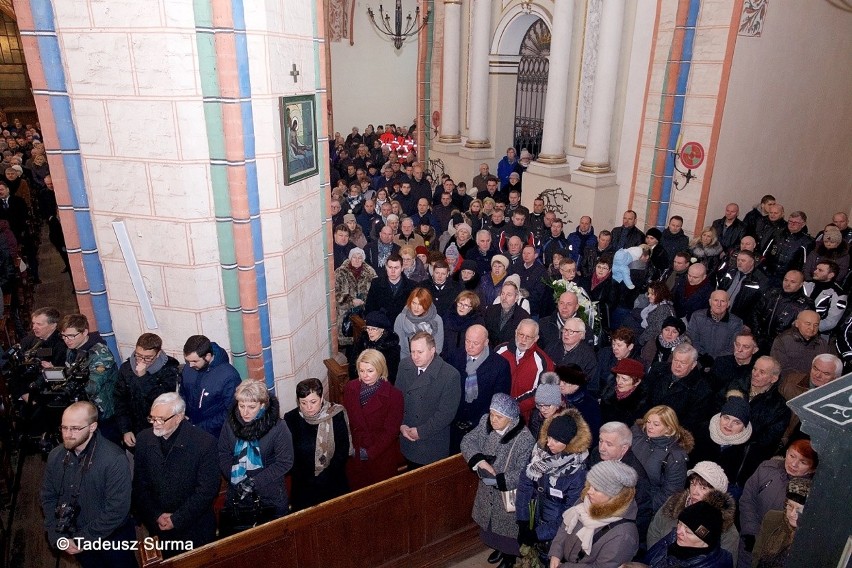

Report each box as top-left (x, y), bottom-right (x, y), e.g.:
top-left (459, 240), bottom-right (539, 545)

top-left (289, 64), bottom-right (300, 83)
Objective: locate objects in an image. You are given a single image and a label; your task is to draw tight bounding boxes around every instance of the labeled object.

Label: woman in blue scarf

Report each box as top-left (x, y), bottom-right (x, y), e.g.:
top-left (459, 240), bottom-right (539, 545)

top-left (218, 380), bottom-right (294, 533)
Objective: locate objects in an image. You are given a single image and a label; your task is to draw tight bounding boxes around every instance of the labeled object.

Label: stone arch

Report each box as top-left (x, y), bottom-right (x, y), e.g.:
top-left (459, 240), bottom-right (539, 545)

top-left (491, 4), bottom-right (553, 56)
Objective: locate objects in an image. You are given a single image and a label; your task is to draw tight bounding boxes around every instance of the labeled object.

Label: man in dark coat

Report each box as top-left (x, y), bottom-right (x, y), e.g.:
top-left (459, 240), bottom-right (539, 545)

top-left (41, 402), bottom-right (137, 568)
top-left (712, 203), bottom-right (747, 254)
top-left (610, 210), bottom-right (645, 250)
top-left (423, 260), bottom-right (461, 317)
top-left (510, 245), bottom-right (548, 317)
top-left (751, 270), bottom-right (814, 351)
top-left (114, 332), bottom-right (181, 448)
top-left (545, 317), bottom-right (598, 382)
top-left (483, 278), bottom-right (530, 347)
top-left (672, 262), bottom-right (715, 320)
top-left (644, 343), bottom-right (716, 434)
top-left (365, 254), bottom-right (414, 322)
top-left (447, 324), bottom-right (511, 453)
top-left (364, 225), bottom-right (401, 274)
top-left (660, 216), bottom-right (690, 263)
top-left (716, 250), bottom-right (768, 323)
top-left (397, 332), bottom-right (461, 467)
top-left (133, 393), bottom-right (219, 557)
top-left (179, 335), bottom-right (241, 439)
top-left (710, 330), bottom-right (759, 395)
top-left (761, 211), bottom-right (814, 284)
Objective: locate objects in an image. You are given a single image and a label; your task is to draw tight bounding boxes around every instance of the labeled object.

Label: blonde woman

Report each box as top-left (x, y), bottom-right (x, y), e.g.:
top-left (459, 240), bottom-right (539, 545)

top-left (631, 405), bottom-right (694, 509)
top-left (689, 226), bottom-right (723, 273)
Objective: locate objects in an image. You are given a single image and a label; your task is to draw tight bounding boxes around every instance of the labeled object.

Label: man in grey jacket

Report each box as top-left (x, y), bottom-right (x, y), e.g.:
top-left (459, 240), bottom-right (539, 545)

top-left (397, 331), bottom-right (461, 467)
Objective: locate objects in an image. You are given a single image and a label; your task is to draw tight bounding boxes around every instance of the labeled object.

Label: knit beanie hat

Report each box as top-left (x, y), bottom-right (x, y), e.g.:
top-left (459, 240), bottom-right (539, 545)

top-left (720, 396), bottom-right (751, 427)
top-left (687, 461), bottom-right (729, 493)
top-left (460, 259), bottom-right (478, 273)
top-left (678, 501), bottom-right (723, 548)
top-left (547, 415), bottom-right (577, 445)
top-left (646, 227), bottom-right (663, 241)
top-left (491, 254), bottom-right (510, 269)
top-left (535, 383), bottom-right (562, 407)
top-left (661, 315), bottom-right (686, 335)
top-left (786, 477), bottom-right (813, 505)
top-left (490, 393), bottom-right (519, 420)
top-left (415, 245), bottom-right (429, 256)
top-left (586, 461), bottom-right (638, 497)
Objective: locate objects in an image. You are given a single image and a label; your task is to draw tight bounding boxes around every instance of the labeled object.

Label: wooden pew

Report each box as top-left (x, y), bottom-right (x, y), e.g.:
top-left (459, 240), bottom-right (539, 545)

top-left (145, 454), bottom-right (483, 568)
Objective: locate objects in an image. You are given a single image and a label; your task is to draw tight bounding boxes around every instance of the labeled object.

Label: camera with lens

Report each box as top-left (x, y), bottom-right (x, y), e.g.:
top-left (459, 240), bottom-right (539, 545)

top-left (39, 359), bottom-right (90, 409)
top-left (55, 501), bottom-right (81, 535)
top-left (234, 477), bottom-right (257, 502)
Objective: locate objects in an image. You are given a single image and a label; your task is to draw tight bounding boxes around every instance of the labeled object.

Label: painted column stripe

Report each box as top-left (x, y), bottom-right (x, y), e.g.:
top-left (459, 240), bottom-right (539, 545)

top-left (15, 0), bottom-right (117, 356)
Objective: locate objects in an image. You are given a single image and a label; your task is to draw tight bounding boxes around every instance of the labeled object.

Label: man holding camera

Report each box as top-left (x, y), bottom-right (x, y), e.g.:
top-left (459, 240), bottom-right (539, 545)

top-left (40, 401), bottom-right (137, 568)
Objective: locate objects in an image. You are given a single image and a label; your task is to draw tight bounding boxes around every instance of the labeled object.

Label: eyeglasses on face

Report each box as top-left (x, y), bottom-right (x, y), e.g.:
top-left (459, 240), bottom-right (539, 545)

top-left (147, 414), bottom-right (177, 425)
top-left (60, 332), bottom-right (82, 340)
top-left (135, 351), bottom-right (158, 362)
top-left (60, 425), bottom-right (90, 434)
top-left (563, 329), bottom-right (583, 335)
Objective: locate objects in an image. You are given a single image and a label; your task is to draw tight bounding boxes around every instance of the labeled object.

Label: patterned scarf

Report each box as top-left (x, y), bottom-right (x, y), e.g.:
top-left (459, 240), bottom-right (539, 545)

top-left (525, 443), bottom-right (587, 482)
top-left (359, 380), bottom-right (382, 406)
top-left (301, 401), bottom-right (355, 476)
top-left (231, 407), bottom-right (266, 485)
top-left (464, 346), bottom-right (489, 403)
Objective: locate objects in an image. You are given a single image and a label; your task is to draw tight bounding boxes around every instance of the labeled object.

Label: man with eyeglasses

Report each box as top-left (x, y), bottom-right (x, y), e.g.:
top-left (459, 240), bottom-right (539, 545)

top-left (495, 319), bottom-right (553, 421)
top-left (12, 307), bottom-right (67, 399)
top-left (544, 317), bottom-right (598, 383)
top-left (41, 401), bottom-right (137, 568)
top-left (179, 334), bottom-right (241, 438)
top-left (133, 392), bottom-right (219, 557)
top-left (114, 333), bottom-right (181, 450)
top-left (53, 314), bottom-right (121, 444)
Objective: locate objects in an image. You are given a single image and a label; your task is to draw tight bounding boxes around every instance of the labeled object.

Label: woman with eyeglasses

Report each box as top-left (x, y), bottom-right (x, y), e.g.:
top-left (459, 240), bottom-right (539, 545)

top-left (284, 378), bottom-right (353, 511)
top-left (442, 290), bottom-right (485, 363)
top-left (217, 380), bottom-right (294, 535)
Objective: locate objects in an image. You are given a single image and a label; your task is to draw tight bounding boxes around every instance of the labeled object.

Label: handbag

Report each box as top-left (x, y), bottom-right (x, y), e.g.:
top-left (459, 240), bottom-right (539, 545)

top-left (499, 435), bottom-right (521, 513)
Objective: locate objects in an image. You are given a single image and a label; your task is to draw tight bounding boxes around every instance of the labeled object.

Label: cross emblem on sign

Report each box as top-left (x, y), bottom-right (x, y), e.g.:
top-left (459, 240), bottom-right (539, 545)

top-left (289, 64), bottom-right (300, 83)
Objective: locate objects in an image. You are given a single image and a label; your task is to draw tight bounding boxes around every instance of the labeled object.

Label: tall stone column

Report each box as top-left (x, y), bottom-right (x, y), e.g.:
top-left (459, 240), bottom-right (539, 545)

top-left (438, 0), bottom-right (462, 143)
top-left (464, 0), bottom-right (491, 149)
top-left (536, 0), bottom-right (574, 164)
top-left (578, 0), bottom-right (626, 173)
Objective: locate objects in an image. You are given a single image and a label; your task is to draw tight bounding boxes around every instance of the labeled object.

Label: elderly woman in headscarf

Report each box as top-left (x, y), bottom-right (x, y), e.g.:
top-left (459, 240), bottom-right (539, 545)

top-left (283, 378), bottom-right (353, 511)
top-left (218, 380), bottom-right (294, 535)
top-left (548, 461), bottom-right (640, 567)
top-left (516, 409), bottom-right (592, 563)
top-left (334, 247), bottom-right (377, 348)
top-left (461, 394), bottom-right (536, 568)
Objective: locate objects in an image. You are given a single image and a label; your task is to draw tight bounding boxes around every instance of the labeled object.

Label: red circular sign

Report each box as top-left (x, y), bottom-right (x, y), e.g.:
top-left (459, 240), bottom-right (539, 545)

top-left (680, 141), bottom-right (705, 169)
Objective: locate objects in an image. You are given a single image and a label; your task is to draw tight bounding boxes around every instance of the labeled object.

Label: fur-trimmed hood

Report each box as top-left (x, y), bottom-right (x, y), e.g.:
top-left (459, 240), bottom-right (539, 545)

top-left (538, 407), bottom-right (592, 455)
top-left (580, 484), bottom-right (637, 520)
top-left (661, 489), bottom-right (736, 532)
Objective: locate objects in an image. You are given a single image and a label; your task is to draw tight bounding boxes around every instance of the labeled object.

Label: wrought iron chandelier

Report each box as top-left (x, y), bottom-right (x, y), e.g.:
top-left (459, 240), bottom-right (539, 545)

top-left (367, 0), bottom-right (429, 50)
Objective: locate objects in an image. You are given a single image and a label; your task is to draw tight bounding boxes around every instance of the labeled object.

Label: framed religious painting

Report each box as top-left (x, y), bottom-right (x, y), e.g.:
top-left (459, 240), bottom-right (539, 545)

top-left (280, 94), bottom-right (318, 184)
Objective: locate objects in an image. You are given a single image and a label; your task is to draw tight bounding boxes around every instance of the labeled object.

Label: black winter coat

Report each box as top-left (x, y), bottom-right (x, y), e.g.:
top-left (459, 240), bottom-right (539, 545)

top-left (349, 328), bottom-right (401, 383)
top-left (441, 309), bottom-right (485, 363)
top-left (114, 355), bottom-right (181, 436)
top-left (644, 364), bottom-right (716, 435)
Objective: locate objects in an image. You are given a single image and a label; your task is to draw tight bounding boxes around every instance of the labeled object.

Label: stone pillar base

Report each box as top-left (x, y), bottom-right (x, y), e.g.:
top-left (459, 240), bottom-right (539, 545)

top-left (432, 140), bottom-right (462, 154)
top-left (459, 146), bottom-right (495, 160)
top-left (526, 160), bottom-right (573, 178)
top-left (570, 169), bottom-right (618, 188)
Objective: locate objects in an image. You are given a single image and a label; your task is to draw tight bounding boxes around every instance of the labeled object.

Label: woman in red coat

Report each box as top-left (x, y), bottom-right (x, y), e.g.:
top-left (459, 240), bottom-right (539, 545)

top-left (343, 349), bottom-right (405, 490)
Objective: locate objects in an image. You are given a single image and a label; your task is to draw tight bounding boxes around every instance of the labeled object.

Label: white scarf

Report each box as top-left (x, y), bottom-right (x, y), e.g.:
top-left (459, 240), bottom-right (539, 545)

top-left (708, 413), bottom-right (753, 446)
top-left (561, 496), bottom-right (624, 554)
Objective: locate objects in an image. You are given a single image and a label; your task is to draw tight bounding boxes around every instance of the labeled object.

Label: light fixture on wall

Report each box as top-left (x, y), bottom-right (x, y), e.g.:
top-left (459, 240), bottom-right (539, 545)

top-left (367, 0), bottom-right (429, 50)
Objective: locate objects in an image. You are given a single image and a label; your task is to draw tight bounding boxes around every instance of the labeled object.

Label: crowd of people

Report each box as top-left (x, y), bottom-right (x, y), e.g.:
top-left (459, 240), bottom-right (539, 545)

top-left (17, 122), bottom-right (852, 567)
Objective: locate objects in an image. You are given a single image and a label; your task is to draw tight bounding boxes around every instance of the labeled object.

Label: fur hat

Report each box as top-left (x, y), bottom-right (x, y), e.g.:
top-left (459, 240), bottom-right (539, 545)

top-left (587, 460), bottom-right (638, 497)
top-left (720, 396), bottom-right (751, 427)
top-left (555, 364), bottom-right (587, 386)
top-left (364, 311), bottom-right (391, 330)
top-left (678, 501), bottom-right (723, 548)
top-left (786, 477), bottom-right (812, 505)
top-left (535, 383), bottom-right (562, 407)
top-left (547, 414), bottom-right (578, 445)
top-left (687, 461), bottom-right (729, 493)
top-left (646, 227), bottom-right (662, 241)
top-left (490, 393), bottom-right (519, 420)
top-left (491, 254), bottom-right (510, 269)
top-left (660, 315), bottom-right (686, 336)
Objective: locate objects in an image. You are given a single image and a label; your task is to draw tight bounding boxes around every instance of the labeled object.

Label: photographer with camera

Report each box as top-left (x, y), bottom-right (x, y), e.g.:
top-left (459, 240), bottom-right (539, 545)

top-left (9, 307), bottom-right (67, 402)
top-left (59, 314), bottom-right (121, 444)
top-left (40, 401), bottom-right (137, 568)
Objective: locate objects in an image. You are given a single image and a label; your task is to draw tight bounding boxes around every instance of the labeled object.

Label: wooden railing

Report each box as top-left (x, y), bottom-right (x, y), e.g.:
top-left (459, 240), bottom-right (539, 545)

top-left (147, 454), bottom-right (483, 568)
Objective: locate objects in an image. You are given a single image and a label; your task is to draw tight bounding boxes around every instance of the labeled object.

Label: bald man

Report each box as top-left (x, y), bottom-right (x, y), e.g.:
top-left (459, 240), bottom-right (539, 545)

top-left (448, 324), bottom-right (512, 453)
top-left (769, 310), bottom-right (830, 380)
